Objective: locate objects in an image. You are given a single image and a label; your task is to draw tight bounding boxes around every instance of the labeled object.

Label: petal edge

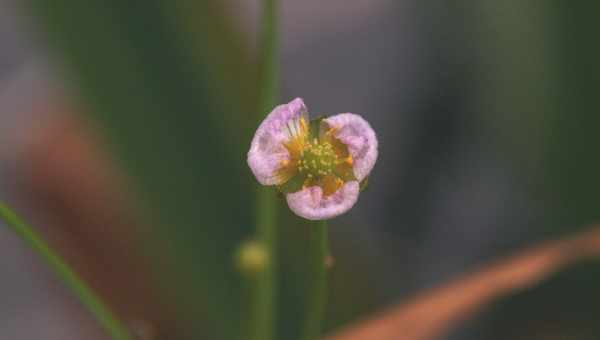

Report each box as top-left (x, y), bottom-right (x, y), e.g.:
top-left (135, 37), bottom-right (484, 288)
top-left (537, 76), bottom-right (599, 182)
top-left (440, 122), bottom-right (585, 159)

top-left (248, 98), bottom-right (308, 185)
top-left (324, 113), bottom-right (378, 181)
top-left (286, 181), bottom-right (359, 220)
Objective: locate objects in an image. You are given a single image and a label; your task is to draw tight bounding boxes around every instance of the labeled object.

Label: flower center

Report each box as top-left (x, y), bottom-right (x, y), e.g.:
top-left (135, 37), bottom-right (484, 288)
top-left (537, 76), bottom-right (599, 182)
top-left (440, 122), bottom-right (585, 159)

top-left (298, 139), bottom-right (338, 179)
top-left (276, 120), bottom-right (356, 196)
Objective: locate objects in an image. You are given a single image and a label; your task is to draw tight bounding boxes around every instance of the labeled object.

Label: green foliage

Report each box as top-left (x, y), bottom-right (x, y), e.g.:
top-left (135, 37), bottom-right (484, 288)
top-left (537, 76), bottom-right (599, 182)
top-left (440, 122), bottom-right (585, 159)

top-left (471, 1), bottom-right (600, 337)
top-left (27, 1), bottom-right (258, 339)
top-left (252, 0), bottom-right (279, 339)
top-left (0, 204), bottom-right (132, 340)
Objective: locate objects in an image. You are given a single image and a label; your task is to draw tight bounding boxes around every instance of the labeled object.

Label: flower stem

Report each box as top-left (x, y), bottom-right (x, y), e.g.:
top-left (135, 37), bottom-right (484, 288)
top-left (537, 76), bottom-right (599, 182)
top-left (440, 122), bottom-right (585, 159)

top-left (258, 0), bottom-right (279, 110)
top-left (251, 0), bottom-right (279, 339)
top-left (302, 220), bottom-right (329, 340)
top-left (0, 203), bottom-right (132, 340)
top-left (250, 187), bottom-right (277, 340)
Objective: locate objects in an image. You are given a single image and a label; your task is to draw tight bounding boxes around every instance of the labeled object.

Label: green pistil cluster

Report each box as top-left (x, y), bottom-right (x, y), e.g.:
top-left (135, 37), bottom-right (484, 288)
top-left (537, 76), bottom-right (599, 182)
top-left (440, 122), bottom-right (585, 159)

top-left (298, 138), bottom-right (338, 179)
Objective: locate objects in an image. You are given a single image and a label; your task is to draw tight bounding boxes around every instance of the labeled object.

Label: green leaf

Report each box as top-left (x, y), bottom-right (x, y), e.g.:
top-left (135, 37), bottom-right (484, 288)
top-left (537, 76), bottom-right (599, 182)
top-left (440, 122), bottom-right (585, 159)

top-left (27, 1), bottom-right (258, 339)
top-left (0, 203), bottom-right (132, 340)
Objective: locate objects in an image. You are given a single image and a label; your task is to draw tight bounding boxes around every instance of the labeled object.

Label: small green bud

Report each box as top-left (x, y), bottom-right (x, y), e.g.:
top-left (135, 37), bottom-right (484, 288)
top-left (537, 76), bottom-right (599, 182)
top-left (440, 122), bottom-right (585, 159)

top-left (235, 240), bottom-right (269, 276)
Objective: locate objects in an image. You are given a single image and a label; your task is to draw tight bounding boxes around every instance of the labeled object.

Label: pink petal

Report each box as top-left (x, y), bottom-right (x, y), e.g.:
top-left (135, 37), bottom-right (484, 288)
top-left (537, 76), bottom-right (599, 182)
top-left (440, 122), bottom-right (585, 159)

top-left (286, 181), bottom-right (360, 220)
top-left (247, 98), bottom-right (308, 185)
top-left (324, 113), bottom-right (378, 181)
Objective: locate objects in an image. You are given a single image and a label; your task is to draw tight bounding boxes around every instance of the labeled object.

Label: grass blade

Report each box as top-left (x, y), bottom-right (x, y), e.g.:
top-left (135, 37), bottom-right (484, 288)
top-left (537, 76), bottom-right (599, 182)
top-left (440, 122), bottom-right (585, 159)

top-left (0, 203), bottom-right (132, 340)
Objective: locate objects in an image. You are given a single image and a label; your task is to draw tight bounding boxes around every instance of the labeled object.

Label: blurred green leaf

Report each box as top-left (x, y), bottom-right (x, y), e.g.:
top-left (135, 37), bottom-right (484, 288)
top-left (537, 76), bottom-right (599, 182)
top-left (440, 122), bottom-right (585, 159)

top-left (470, 1), bottom-right (600, 337)
top-left (27, 1), bottom-right (259, 339)
top-left (0, 203), bottom-right (132, 340)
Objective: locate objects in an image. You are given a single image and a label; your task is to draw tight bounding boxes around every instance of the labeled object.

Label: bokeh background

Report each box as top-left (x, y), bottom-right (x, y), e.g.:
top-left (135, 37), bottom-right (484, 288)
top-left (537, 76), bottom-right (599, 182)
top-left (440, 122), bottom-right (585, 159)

top-left (1, 0), bottom-right (599, 339)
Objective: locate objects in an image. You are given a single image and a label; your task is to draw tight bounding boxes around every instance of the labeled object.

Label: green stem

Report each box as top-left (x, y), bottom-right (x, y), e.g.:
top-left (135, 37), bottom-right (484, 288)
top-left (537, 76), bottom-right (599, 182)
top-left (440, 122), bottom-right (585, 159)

top-left (302, 220), bottom-right (329, 340)
top-left (0, 203), bottom-right (132, 340)
top-left (258, 0), bottom-right (278, 110)
top-left (250, 0), bottom-right (279, 340)
top-left (250, 187), bottom-right (277, 340)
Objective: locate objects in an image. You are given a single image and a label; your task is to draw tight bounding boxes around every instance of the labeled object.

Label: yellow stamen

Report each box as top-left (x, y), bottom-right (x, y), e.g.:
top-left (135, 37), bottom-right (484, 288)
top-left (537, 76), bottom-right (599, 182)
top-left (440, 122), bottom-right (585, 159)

top-left (300, 117), bottom-right (307, 132)
top-left (276, 121), bottom-right (355, 197)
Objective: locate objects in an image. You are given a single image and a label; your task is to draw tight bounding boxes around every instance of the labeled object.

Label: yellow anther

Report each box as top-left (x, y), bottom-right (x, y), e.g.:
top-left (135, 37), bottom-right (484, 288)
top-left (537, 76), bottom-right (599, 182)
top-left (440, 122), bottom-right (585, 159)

top-left (289, 127), bottom-right (352, 196)
top-left (300, 117), bottom-right (307, 131)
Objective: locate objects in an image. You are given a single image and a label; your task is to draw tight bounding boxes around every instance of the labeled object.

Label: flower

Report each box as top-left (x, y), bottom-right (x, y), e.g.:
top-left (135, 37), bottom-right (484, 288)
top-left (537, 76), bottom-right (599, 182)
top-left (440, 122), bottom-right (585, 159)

top-left (248, 98), bottom-right (378, 220)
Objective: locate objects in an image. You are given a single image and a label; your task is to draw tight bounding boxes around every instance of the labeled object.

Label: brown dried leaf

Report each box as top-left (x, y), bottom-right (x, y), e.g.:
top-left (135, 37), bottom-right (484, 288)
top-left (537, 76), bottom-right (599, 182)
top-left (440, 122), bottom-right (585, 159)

top-left (327, 226), bottom-right (600, 340)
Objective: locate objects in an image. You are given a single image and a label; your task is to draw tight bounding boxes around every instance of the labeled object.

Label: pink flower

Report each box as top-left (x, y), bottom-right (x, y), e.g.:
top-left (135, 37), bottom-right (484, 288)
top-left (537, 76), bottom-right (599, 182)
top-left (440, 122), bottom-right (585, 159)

top-left (248, 98), bottom-right (378, 220)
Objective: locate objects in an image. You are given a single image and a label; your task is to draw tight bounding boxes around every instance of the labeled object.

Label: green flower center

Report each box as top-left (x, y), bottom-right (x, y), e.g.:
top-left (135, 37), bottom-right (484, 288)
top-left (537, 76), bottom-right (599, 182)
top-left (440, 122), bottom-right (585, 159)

top-left (298, 139), bottom-right (339, 179)
top-left (276, 118), bottom-right (356, 196)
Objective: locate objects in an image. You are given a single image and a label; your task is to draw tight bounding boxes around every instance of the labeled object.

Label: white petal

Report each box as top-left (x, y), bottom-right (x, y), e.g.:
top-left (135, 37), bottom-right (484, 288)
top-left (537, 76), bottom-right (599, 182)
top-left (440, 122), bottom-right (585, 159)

top-left (324, 113), bottom-right (378, 181)
top-left (247, 98), bottom-right (308, 185)
top-left (286, 181), bottom-right (359, 220)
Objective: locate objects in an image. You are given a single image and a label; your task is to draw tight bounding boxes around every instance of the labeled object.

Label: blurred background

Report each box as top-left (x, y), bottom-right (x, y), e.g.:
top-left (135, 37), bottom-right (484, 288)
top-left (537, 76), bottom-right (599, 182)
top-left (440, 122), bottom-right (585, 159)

top-left (1, 0), bottom-right (599, 339)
